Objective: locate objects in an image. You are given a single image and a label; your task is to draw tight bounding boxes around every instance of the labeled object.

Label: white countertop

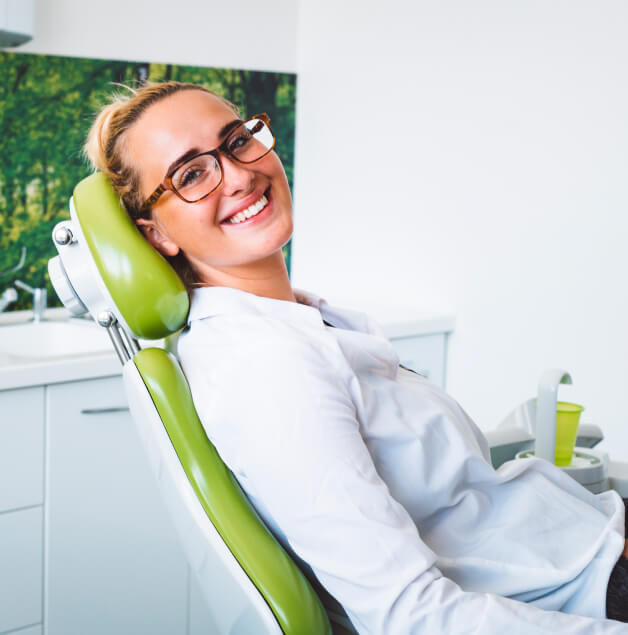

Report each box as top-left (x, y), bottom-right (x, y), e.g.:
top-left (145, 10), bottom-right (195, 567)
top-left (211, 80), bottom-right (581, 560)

top-left (0, 308), bottom-right (121, 391)
top-left (0, 306), bottom-right (455, 391)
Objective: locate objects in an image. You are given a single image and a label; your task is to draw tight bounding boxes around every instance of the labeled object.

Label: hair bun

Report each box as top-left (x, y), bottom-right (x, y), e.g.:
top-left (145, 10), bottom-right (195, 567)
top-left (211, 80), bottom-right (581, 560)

top-left (84, 101), bottom-right (123, 172)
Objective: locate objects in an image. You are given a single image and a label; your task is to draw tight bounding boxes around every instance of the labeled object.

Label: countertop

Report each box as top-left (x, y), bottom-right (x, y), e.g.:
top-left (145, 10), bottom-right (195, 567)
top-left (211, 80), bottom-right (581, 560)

top-left (0, 308), bottom-right (120, 391)
top-left (0, 305), bottom-right (455, 391)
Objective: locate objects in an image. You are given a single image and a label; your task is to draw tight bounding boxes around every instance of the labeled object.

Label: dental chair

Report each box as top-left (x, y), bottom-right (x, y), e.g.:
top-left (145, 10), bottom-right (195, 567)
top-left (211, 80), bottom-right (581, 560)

top-left (48, 172), bottom-right (354, 635)
top-left (49, 174), bottom-right (628, 635)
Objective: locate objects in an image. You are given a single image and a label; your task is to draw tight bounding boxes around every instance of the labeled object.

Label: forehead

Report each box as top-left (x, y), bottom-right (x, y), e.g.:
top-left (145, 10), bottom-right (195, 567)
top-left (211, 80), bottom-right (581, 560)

top-left (126, 90), bottom-right (238, 193)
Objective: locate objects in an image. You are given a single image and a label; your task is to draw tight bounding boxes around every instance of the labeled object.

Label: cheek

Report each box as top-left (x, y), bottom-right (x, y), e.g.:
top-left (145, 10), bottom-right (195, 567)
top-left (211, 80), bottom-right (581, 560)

top-left (162, 200), bottom-right (219, 238)
top-left (263, 152), bottom-right (288, 180)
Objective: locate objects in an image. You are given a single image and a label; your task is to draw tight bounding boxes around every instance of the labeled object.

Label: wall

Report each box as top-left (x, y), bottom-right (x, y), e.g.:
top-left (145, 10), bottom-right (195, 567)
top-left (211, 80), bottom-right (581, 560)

top-left (19, 0), bottom-right (298, 72)
top-left (292, 1), bottom-right (628, 457)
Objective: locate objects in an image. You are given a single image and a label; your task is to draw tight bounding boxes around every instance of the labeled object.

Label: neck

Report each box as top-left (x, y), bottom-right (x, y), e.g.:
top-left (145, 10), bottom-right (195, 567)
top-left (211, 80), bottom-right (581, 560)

top-left (191, 250), bottom-right (296, 302)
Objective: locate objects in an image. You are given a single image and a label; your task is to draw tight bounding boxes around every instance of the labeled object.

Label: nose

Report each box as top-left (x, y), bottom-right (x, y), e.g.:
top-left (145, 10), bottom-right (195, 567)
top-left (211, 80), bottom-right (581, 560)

top-left (219, 153), bottom-right (255, 198)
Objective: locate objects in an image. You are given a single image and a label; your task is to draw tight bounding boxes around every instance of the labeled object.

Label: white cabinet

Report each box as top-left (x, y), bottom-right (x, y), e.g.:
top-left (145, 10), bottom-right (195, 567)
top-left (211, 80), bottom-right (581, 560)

top-left (0, 386), bottom-right (44, 512)
top-left (45, 376), bottom-right (189, 635)
top-left (0, 507), bottom-right (42, 633)
top-left (363, 307), bottom-right (453, 389)
top-left (0, 386), bottom-right (44, 634)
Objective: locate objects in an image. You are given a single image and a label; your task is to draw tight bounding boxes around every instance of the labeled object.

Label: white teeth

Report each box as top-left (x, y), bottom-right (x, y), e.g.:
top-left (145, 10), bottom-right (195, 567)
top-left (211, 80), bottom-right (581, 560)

top-left (227, 194), bottom-right (268, 224)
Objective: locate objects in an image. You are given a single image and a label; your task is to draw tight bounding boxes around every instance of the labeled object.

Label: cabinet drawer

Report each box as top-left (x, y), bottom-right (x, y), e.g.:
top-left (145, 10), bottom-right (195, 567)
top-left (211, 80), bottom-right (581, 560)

top-left (0, 506), bottom-right (43, 633)
top-left (390, 333), bottom-right (447, 388)
top-left (0, 386), bottom-right (44, 512)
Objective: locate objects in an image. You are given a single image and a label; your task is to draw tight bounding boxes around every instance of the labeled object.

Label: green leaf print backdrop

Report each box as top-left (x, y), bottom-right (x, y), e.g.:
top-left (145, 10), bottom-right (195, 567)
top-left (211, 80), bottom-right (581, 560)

top-left (0, 52), bottom-right (296, 310)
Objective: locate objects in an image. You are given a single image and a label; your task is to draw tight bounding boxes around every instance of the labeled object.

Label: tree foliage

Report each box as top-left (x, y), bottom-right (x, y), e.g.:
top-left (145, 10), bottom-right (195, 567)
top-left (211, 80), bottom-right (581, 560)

top-left (0, 52), bottom-right (296, 310)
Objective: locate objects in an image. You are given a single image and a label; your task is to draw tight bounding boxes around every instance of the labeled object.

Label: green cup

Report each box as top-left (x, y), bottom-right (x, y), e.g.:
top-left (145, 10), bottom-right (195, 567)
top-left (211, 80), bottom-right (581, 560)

top-left (554, 401), bottom-right (584, 466)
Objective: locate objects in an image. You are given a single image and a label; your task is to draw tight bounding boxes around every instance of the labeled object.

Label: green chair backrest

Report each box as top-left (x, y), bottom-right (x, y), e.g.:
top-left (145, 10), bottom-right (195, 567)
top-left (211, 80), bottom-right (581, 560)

top-left (73, 173), bottom-right (189, 339)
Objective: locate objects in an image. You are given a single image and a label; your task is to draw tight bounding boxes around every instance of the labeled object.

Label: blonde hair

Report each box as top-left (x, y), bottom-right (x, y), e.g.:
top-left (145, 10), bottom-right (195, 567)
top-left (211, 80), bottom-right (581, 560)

top-left (84, 81), bottom-right (239, 287)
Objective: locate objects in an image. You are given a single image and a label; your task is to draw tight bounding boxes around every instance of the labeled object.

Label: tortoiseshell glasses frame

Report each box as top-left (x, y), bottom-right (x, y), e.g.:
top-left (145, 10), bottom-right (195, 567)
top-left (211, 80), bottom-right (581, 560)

top-left (139, 113), bottom-right (275, 212)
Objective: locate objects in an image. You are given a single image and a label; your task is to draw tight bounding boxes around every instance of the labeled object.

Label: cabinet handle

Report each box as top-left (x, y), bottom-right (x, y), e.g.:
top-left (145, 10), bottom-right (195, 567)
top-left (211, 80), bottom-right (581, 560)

top-left (80, 407), bottom-right (129, 415)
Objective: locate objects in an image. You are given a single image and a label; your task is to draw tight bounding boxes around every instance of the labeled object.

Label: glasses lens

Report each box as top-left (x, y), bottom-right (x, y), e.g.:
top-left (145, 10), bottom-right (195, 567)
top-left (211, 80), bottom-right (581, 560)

top-left (225, 118), bottom-right (274, 163)
top-left (172, 154), bottom-right (221, 202)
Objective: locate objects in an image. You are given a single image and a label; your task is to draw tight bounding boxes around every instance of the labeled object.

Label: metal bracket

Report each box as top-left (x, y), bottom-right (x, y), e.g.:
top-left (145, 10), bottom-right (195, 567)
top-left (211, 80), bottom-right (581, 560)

top-left (97, 310), bottom-right (140, 364)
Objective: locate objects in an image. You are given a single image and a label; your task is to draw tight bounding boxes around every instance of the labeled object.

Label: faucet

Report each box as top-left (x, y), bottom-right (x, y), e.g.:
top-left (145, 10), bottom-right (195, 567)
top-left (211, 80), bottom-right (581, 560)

top-left (0, 287), bottom-right (18, 313)
top-left (14, 280), bottom-right (47, 322)
top-left (0, 247), bottom-right (26, 278)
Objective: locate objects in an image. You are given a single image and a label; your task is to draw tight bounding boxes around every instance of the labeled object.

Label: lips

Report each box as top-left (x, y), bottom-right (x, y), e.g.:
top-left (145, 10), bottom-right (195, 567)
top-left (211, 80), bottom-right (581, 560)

top-left (221, 188), bottom-right (271, 225)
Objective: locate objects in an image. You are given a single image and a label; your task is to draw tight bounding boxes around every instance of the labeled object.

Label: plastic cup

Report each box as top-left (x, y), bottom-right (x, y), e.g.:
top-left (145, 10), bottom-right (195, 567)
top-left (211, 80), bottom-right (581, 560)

top-left (554, 401), bottom-right (584, 466)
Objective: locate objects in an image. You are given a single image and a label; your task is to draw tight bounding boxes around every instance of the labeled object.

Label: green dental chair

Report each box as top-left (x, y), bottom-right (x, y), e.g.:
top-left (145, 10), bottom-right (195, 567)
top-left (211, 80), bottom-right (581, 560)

top-left (48, 173), bottom-right (357, 635)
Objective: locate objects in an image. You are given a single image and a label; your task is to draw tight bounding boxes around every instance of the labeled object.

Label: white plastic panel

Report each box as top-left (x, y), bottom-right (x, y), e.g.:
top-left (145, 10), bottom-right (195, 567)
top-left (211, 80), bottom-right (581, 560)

top-left (389, 333), bottom-right (447, 388)
top-left (0, 506), bottom-right (42, 633)
top-left (0, 386), bottom-right (44, 513)
top-left (188, 567), bottom-right (221, 635)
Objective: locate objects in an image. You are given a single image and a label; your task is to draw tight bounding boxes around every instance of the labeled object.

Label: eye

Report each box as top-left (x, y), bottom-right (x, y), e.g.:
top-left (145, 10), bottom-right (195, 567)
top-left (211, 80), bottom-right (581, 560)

top-left (227, 128), bottom-right (253, 154)
top-left (179, 166), bottom-right (205, 188)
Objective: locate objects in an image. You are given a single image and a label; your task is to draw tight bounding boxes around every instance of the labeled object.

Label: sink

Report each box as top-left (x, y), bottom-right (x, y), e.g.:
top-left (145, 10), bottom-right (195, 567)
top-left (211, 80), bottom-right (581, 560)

top-left (0, 319), bottom-right (113, 359)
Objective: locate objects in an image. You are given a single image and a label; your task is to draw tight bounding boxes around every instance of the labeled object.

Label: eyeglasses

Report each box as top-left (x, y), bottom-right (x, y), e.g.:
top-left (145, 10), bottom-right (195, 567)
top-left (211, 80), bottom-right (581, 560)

top-left (140, 113), bottom-right (275, 211)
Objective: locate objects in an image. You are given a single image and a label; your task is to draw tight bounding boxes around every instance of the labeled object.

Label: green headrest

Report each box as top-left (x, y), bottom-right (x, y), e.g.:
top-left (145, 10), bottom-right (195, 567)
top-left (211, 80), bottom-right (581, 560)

top-left (73, 172), bottom-right (189, 339)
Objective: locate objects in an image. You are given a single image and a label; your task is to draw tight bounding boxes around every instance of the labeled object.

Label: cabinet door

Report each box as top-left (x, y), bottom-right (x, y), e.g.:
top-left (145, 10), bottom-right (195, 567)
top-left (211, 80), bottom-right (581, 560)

top-left (0, 506), bottom-right (42, 633)
top-left (45, 376), bottom-right (188, 635)
top-left (0, 385), bottom-right (44, 512)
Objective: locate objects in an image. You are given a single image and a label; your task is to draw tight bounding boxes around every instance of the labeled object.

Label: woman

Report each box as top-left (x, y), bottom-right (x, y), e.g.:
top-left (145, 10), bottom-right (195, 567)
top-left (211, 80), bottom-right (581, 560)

top-left (85, 81), bottom-right (628, 633)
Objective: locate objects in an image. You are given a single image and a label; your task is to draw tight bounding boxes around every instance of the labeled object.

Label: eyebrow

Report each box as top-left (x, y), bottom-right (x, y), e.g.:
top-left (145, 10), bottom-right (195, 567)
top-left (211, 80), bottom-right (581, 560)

top-left (165, 118), bottom-right (243, 177)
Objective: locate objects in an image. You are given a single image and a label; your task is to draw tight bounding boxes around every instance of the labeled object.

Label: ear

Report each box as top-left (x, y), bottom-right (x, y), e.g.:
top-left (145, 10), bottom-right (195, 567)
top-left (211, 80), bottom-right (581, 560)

top-left (136, 218), bottom-right (180, 257)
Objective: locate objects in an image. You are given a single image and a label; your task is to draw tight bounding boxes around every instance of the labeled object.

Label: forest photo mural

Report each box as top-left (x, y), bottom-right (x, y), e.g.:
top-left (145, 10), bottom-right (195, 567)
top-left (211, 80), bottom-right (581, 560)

top-left (0, 52), bottom-right (297, 310)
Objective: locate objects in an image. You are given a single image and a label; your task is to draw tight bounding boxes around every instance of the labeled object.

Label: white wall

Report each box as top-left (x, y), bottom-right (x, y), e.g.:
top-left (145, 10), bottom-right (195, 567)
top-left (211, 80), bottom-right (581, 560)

top-left (19, 0), bottom-right (298, 72)
top-left (292, 1), bottom-right (628, 457)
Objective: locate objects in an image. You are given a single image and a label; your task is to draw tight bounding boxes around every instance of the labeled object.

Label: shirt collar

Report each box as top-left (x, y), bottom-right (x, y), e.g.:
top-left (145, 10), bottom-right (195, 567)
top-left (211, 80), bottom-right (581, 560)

top-left (187, 286), bottom-right (384, 337)
top-left (187, 286), bottom-right (325, 329)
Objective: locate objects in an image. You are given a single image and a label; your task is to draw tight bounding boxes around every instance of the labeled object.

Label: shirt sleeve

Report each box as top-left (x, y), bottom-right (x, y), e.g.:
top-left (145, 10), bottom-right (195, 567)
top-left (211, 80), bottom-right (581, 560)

top-left (186, 323), bottom-right (627, 635)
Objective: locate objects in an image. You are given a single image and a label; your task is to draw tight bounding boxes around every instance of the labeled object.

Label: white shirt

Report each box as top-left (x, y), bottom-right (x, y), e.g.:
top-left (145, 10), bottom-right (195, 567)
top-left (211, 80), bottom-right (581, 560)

top-left (178, 286), bottom-right (627, 634)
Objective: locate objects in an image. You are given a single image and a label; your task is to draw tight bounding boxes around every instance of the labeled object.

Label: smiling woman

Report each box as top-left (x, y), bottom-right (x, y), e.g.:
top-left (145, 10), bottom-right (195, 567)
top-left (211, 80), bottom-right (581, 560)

top-left (82, 81), bottom-right (628, 634)
top-left (84, 82), bottom-right (294, 300)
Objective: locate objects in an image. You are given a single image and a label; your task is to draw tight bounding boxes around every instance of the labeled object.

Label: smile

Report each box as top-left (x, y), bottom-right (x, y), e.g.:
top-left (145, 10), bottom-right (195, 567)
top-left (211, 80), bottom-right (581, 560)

top-left (225, 193), bottom-right (268, 224)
